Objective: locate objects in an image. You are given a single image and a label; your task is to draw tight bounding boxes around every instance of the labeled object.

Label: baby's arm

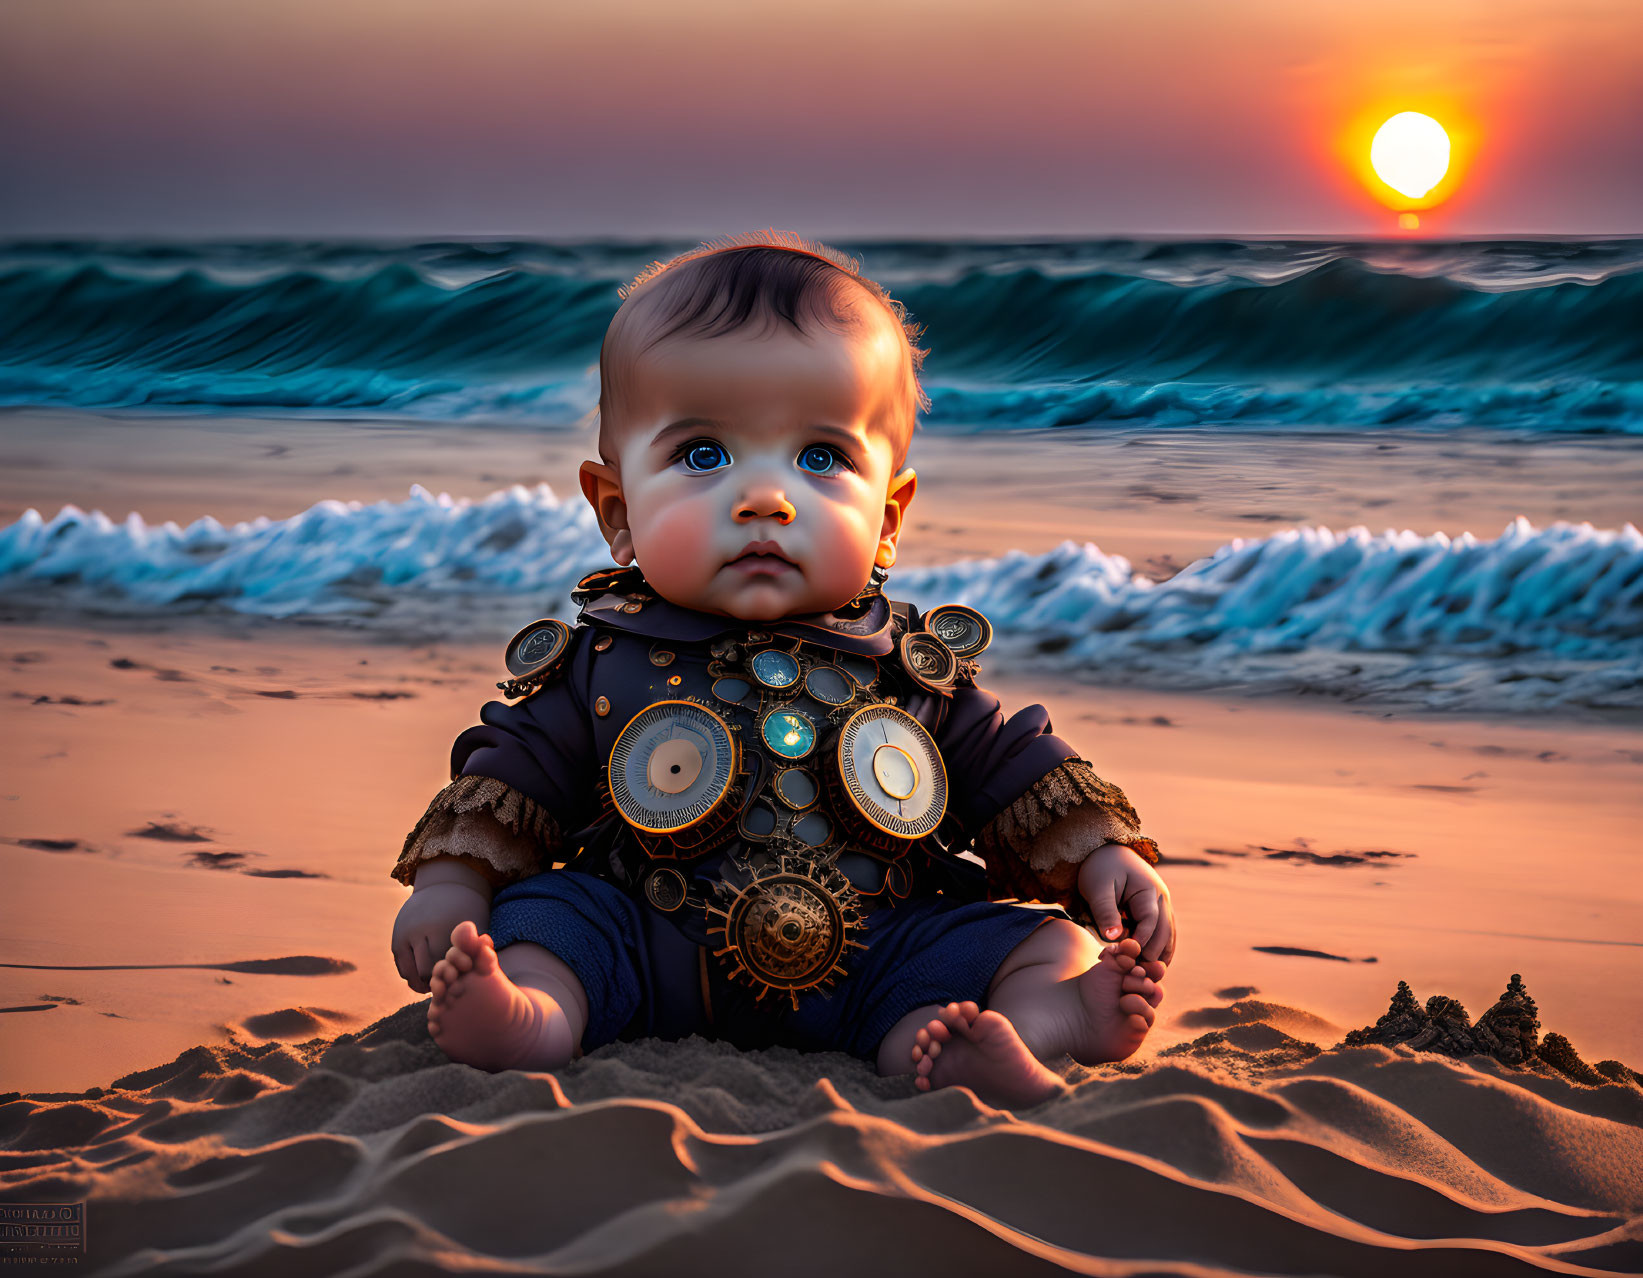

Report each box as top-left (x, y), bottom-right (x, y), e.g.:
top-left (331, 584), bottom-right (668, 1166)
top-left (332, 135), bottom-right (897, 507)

top-left (391, 626), bottom-right (599, 992)
top-left (933, 679), bottom-right (1167, 946)
top-left (390, 775), bottom-right (561, 993)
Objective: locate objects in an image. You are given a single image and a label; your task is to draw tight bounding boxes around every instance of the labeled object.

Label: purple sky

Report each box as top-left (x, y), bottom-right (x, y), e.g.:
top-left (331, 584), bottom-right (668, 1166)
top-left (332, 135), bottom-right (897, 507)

top-left (2, 0), bottom-right (1639, 238)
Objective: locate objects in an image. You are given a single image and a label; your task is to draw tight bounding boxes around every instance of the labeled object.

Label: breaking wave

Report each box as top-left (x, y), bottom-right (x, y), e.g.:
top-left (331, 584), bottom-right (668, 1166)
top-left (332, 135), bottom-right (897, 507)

top-left (2, 486), bottom-right (1637, 710)
top-left (1, 238), bottom-right (1638, 431)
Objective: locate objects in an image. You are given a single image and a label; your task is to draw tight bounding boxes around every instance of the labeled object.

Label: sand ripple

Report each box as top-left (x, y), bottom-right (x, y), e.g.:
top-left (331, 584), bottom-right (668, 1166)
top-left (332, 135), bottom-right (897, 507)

top-left (2, 1003), bottom-right (1640, 1276)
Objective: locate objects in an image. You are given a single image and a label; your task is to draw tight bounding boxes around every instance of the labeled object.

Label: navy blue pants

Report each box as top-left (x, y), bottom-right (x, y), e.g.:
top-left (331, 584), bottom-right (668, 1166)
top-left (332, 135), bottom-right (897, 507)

top-left (488, 869), bottom-right (1068, 1060)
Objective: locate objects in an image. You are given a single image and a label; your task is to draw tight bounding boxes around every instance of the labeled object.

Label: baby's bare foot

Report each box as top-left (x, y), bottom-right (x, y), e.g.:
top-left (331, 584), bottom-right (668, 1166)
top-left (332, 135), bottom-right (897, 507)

top-left (1067, 937), bottom-right (1164, 1065)
top-left (427, 920), bottom-right (576, 1072)
top-left (910, 1001), bottom-right (1069, 1109)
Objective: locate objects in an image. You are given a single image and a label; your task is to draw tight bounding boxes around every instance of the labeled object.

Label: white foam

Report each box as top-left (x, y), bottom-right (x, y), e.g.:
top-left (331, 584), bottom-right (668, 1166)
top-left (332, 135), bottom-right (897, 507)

top-left (3, 489), bottom-right (1638, 708)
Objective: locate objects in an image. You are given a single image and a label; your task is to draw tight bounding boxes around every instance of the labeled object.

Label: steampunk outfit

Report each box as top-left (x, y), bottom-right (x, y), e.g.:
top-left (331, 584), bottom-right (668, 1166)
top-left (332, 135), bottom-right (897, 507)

top-left (393, 565), bottom-right (1160, 1059)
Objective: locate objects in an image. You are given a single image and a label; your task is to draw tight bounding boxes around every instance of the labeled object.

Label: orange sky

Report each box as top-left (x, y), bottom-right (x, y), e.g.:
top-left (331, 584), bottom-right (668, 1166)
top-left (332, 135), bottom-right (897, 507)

top-left (0, 0), bottom-right (1638, 236)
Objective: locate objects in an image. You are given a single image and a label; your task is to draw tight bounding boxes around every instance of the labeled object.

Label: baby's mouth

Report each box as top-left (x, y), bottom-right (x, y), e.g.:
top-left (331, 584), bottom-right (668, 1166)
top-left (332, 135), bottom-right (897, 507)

top-left (728, 541), bottom-right (798, 573)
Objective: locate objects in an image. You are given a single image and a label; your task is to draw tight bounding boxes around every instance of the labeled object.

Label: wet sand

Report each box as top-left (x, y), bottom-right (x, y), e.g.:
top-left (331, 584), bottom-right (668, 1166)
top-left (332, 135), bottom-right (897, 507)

top-left (3, 621), bottom-right (1639, 1098)
top-left (4, 409), bottom-right (1641, 574)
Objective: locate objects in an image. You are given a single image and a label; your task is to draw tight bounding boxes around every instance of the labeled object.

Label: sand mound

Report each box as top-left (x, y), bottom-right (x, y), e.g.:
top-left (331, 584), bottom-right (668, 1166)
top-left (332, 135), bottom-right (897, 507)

top-left (3, 1000), bottom-right (1642, 1276)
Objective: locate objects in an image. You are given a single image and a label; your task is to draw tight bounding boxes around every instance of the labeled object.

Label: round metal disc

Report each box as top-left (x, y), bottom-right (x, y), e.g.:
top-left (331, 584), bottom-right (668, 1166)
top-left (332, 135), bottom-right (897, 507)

top-left (721, 871), bottom-right (845, 991)
top-left (924, 605), bottom-right (992, 658)
top-left (712, 676), bottom-right (752, 704)
top-left (774, 767), bottom-right (819, 810)
top-left (644, 866), bottom-right (688, 912)
top-left (804, 665), bottom-right (855, 706)
top-left (750, 649), bottom-right (801, 689)
top-left (608, 700), bottom-right (737, 834)
top-left (836, 655), bottom-right (878, 689)
top-left (740, 799), bottom-right (779, 839)
top-left (760, 708), bottom-right (817, 759)
top-left (792, 809), bottom-right (833, 847)
top-left (900, 631), bottom-right (958, 692)
top-left (504, 618), bottom-right (573, 679)
top-left (836, 704), bottom-right (947, 839)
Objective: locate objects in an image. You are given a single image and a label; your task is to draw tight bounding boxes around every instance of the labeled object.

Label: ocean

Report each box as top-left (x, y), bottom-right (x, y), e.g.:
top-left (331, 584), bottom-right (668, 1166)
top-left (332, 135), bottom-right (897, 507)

top-left (1, 237), bottom-right (1639, 430)
top-left (1, 237), bottom-right (1638, 710)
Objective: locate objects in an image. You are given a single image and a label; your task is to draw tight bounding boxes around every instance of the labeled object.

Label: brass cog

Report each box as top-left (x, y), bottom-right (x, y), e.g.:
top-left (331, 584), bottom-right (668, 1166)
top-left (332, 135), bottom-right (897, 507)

top-left (704, 855), bottom-right (868, 1009)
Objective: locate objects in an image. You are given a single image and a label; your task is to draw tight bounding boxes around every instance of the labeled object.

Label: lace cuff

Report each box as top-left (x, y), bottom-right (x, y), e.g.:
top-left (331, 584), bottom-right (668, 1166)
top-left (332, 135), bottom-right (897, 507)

top-left (973, 758), bottom-right (1160, 924)
top-left (391, 775), bottom-right (562, 888)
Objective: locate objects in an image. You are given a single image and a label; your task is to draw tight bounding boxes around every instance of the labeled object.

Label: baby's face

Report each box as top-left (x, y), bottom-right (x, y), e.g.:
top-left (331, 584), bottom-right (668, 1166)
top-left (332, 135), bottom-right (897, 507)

top-left (586, 311), bottom-right (915, 621)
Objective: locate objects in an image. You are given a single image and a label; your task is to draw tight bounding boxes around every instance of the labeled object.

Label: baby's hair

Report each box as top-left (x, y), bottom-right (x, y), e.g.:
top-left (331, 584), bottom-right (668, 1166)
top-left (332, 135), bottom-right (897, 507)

top-left (595, 229), bottom-right (930, 470)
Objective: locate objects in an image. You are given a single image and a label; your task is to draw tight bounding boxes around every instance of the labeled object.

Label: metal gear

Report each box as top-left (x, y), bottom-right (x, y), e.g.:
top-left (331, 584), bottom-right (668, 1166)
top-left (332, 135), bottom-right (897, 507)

top-left (704, 854), bottom-right (868, 1009)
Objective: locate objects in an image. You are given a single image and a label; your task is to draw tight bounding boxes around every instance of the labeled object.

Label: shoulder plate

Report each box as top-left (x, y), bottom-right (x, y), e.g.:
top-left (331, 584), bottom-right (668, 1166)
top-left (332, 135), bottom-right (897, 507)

top-left (889, 602), bottom-right (990, 696)
top-left (498, 617), bottom-right (579, 699)
top-left (923, 604), bottom-right (992, 659)
top-left (571, 565), bottom-right (649, 607)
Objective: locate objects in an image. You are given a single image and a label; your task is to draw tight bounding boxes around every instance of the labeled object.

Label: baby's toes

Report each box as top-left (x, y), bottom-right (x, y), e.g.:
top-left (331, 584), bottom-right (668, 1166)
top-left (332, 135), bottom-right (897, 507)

top-left (922, 1018), bottom-right (953, 1046)
top-left (444, 943), bottom-right (476, 974)
top-left (938, 1001), bottom-right (982, 1034)
top-left (1118, 991), bottom-right (1157, 1025)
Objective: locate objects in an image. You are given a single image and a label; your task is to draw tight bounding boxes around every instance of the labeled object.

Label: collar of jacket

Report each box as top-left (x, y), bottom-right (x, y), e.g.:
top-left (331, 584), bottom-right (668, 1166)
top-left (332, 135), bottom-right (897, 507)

top-left (573, 566), bottom-right (902, 656)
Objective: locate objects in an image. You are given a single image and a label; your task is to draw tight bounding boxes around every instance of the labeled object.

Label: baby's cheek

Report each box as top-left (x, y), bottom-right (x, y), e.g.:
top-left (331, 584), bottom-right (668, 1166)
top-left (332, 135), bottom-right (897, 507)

top-left (635, 504), bottom-right (716, 586)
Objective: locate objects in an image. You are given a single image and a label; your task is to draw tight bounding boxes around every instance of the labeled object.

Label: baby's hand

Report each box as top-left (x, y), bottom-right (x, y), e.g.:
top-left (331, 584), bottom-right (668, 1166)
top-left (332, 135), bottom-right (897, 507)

top-left (1076, 844), bottom-right (1176, 965)
top-left (392, 878), bottom-right (491, 994)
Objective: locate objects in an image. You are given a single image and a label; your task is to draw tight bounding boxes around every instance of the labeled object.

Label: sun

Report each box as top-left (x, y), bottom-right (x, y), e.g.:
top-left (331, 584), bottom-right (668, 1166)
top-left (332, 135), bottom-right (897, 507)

top-left (1370, 112), bottom-right (1451, 200)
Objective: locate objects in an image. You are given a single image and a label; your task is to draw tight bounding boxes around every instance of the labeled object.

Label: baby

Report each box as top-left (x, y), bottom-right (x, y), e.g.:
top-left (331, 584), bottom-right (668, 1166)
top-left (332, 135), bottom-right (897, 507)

top-left (389, 231), bottom-right (1176, 1107)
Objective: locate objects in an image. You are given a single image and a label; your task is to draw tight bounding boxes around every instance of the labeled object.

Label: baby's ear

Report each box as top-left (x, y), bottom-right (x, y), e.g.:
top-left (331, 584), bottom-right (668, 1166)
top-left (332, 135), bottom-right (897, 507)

top-left (878, 466), bottom-right (918, 565)
top-left (578, 460), bottom-right (635, 565)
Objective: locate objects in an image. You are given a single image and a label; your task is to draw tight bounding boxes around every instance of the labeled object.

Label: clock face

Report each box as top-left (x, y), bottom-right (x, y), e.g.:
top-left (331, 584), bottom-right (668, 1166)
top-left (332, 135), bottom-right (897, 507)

top-left (503, 617), bottom-right (573, 678)
top-left (608, 700), bottom-right (738, 834)
top-left (836, 704), bottom-right (947, 839)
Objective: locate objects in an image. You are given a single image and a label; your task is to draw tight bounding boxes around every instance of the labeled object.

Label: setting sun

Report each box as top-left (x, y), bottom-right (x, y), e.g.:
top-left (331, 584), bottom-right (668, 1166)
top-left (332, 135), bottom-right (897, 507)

top-left (1370, 112), bottom-right (1451, 199)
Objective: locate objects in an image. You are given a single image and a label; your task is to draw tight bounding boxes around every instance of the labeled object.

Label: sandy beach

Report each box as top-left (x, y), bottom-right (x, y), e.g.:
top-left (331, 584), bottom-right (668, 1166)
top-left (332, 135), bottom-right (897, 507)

top-left (2, 414), bottom-right (1640, 1274)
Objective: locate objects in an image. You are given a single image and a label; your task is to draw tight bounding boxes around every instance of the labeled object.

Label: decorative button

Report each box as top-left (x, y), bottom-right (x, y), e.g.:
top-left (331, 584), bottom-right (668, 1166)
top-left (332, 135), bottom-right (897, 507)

top-left (774, 767), bottom-right (819, 810)
top-left (594, 635), bottom-right (614, 652)
top-left (713, 676), bottom-right (752, 704)
top-left (761, 708), bottom-right (817, 759)
top-left (668, 675), bottom-right (682, 686)
top-left (594, 695), bottom-right (611, 716)
top-left (503, 617), bottom-right (573, 678)
top-left (837, 655), bottom-right (878, 688)
top-left (924, 604), bottom-right (993, 658)
top-left (900, 631), bottom-right (959, 693)
top-left (644, 866), bottom-right (688, 912)
top-left (750, 648), bottom-right (801, 689)
top-left (792, 809), bottom-right (833, 847)
top-left (649, 647), bottom-right (675, 666)
top-left (804, 665), bottom-right (854, 706)
top-left (621, 601), bottom-right (644, 614)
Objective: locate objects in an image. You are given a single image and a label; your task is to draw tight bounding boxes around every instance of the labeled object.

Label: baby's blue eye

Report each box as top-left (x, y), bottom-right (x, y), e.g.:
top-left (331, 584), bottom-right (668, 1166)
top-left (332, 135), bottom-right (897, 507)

top-left (797, 445), bottom-right (846, 475)
top-left (682, 441), bottom-right (731, 472)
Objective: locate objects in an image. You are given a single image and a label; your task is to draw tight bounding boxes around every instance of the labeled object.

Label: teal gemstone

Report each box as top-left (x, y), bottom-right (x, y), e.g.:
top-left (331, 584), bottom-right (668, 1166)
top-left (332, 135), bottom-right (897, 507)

top-left (761, 709), bottom-right (816, 759)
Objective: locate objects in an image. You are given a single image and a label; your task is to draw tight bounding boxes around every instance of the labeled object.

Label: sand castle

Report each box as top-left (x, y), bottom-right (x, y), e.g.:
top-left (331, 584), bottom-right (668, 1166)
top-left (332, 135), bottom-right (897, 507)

top-left (1345, 973), bottom-right (1641, 1086)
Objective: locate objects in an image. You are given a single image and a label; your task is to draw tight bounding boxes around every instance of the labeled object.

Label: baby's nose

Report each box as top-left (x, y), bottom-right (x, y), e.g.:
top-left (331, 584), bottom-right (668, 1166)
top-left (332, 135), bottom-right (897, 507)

top-left (735, 484), bottom-right (796, 525)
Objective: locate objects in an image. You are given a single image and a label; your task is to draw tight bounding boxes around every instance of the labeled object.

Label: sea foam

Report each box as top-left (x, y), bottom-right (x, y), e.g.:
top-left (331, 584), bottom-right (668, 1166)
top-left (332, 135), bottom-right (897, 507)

top-left (2, 486), bottom-right (1637, 710)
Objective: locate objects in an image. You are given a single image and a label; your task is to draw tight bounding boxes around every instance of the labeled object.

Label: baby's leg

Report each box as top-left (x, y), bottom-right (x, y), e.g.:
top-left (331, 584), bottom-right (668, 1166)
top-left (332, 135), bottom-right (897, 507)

top-left (905, 923), bottom-right (1164, 1106)
top-left (985, 922), bottom-right (1164, 1065)
top-left (427, 920), bottom-right (589, 1072)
